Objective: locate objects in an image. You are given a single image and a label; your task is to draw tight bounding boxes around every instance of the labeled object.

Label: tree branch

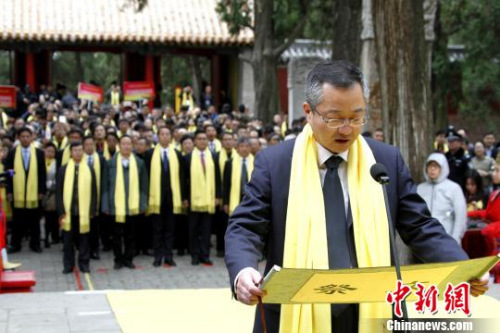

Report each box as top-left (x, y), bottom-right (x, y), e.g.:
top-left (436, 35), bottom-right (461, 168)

top-left (238, 52), bottom-right (253, 64)
top-left (272, 14), bottom-right (308, 58)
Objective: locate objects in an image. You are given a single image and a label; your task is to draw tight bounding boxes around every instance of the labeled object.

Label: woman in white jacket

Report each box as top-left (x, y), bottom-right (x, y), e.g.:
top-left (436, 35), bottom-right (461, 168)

top-left (417, 152), bottom-right (467, 245)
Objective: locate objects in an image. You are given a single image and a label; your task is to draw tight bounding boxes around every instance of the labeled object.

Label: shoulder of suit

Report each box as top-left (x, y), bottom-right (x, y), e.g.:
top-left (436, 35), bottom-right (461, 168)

top-left (259, 138), bottom-right (296, 161)
top-left (364, 137), bottom-right (399, 158)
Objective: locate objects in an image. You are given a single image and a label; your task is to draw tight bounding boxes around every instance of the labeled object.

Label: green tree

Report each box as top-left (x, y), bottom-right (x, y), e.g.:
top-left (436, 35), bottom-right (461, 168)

top-left (0, 51), bottom-right (11, 85)
top-left (52, 52), bottom-right (121, 92)
top-left (217, 0), bottom-right (311, 122)
top-left (434, 0), bottom-right (500, 129)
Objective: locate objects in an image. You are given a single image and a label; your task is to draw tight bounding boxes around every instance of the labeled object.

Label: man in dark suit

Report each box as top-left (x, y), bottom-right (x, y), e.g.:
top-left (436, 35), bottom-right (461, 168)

top-left (185, 130), bottom-right (221, 266)
top-left (225, 61), bottom-right (489, 333)
top-left (56, 141), bottom-right (97, 274)
top-left (145, 127), bottom-right (188, 267)
top-left (5, 127), bottom-right (46, 253)
top-left (82, 136), bottom-right (107, 260)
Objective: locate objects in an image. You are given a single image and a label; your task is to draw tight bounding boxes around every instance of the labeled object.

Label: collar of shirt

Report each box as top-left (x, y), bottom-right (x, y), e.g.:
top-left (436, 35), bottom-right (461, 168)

top-left (122, 158), bottom-right (129, 167)
top-left (85, 154), bottom-right (93, 159)
top-left (161, 147), bottom-right (169, 156)
top-left (316, 142), bottom-right (348, 168)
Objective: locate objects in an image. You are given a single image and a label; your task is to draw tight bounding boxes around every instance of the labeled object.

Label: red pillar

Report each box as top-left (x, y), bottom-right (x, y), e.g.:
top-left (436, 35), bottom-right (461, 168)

top-left (211, 54), bottom-right (221, 109)
top-left (25, 52), bottom-right (36, 92)
top-left (145, 55), bottom-right (154, 109)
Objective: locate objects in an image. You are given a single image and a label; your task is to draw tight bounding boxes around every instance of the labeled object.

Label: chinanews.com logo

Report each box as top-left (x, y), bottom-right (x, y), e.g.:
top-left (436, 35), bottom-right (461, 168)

top-left (385, 280), bottom-right (475, 332)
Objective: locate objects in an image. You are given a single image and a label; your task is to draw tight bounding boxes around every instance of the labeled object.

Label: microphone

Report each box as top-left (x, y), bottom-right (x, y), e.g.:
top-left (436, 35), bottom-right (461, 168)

top-left (370, 163), bottom-right (389, 184)
top-left (370, 163), bottom-right (409, 323)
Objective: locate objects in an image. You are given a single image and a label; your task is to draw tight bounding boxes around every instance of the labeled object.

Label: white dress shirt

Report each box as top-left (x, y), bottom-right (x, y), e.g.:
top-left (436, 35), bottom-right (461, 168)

top-left (316, 142), bottom-right (349, 215)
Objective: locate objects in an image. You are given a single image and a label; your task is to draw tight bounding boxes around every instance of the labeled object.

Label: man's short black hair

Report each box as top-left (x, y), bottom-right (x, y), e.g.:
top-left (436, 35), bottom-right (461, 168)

top-left (180, 134), bottom-right (194, 144)
top-left (17, 127), bottom-right (32, 136)
top-left (157, 126), bottom-right (171, 135)
top-left (106, 132), bottom-right (119, 141)
top-left (68, 128), bottom-right (83, 138)
top-left (70, 141), bottom-right (83, 151)
top-left (194, 130), bottom-right (206, 138)
top-left (83, 135), bottom-right (94, 144)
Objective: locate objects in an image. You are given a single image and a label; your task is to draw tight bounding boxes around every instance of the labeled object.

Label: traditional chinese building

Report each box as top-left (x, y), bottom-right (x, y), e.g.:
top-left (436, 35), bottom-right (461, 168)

top-left (0, 0), bottom-right (253, 109)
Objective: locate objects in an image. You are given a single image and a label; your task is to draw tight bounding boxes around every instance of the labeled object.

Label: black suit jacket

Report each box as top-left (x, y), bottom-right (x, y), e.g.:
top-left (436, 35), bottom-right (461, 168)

top-left (5, 146), bottom-right (47, 198)
top-left (144, 148), bottom-right (188, 212)
top-left (225, 138), bottom-right (469, 331)
top-left (56, 163), bottom-right (98, 218)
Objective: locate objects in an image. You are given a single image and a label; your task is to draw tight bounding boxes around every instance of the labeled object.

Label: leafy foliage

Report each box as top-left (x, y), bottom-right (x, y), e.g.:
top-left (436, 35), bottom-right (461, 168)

top-left (435, 0), bottom-right (500, 119)
top-left (52, 52), bottom-right (121, 92)
top-left (0, 51), bottom-right (11, 85)
top-left (216, 0), bottom-right (252, 35)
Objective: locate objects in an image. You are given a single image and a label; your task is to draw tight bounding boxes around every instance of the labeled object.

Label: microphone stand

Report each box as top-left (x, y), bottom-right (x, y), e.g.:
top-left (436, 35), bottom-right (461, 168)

top-left (378, 175), bottom-right (409, 324)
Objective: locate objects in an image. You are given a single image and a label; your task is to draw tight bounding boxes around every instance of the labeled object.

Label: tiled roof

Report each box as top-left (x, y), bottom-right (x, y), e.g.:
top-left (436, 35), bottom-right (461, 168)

top-left (281, 39), bottom-right (332, 62)
top-left (0, 0), bottom-right (253, 45)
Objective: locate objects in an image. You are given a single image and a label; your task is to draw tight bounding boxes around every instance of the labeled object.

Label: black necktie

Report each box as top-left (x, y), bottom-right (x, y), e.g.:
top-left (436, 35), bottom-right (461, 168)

top-left (162, 150), bottom-right (169, 175)
top-left (323, 156), bottom-right (352, 317)
top-left (72, 165), bottom-right (79, 215)
top-left (240, 158), bottom-right (248, 199)
top-left (323, 156), bottom-right (350, 268)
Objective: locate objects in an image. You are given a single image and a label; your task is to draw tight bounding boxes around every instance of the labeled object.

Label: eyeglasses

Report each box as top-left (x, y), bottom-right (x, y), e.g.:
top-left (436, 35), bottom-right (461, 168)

top-left (313, 109), bottom-right (368, 129)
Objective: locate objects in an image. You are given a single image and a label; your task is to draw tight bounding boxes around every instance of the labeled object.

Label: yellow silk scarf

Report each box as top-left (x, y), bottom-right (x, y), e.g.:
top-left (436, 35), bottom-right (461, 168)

top-left (228, 154), bottom-right (254, 215)
top-left (111, 91), bottom-right (120, 105)
top-left (53, 136), bottom-right (68, 150)
top-left (190, 148), bottom-right (216, 214)
top-left (90, 153), bottom-right (101, 207)
top-left (210, 139), bottom-right (222, 153)
top-left (103, 141), bottom-right (120, 161)
top-left (219, 148), bottom-right (236, 180)
top-left (115, 154), bottom-right (140, 222)
top-left (148, 145), bottom-right (182, 215)
top-left (280, 124), bottom-right (391, 333)
top-left (61, 145), bottom-right (71, 166)
top-left (0, 163), bottom-right (12, 219)
top-left (1, 111), bottom-right (9, 129)
top-left (62, 159), bottom-right (92, 233)
top-left (13, 145), bottom-right (38, 208)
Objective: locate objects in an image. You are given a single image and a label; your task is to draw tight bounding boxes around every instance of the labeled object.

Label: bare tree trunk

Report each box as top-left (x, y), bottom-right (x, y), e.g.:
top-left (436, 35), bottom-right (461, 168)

top-left (372, 0), bottom-right (432, 182)
top-left (188, 55), bottom-right (203, 106)
top-left (251, 0), bottom-right (279, 123)
top-left (332, 0), bottom-right (363, 65)
top-left (75, 52), bottom-right (85, 83)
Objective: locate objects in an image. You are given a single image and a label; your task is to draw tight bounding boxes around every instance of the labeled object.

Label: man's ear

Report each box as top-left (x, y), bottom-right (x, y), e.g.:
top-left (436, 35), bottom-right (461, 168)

top-left (303, 102), bottom-right (313, 121)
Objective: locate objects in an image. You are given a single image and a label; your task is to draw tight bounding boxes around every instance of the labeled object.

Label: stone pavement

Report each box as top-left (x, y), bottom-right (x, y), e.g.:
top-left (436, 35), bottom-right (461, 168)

top-left (2, 239), bottom-right (500, 332)
top-left (6, 237), bottom-right (234, 292)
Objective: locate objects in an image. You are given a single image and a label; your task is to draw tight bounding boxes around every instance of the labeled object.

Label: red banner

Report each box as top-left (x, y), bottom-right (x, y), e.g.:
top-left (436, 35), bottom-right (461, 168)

top-left (123, 81), bottom-right (155, 101)
top-left (0, 85), bottom-right (17, 109)
top-left (77, 82), bottom-right (103, 102)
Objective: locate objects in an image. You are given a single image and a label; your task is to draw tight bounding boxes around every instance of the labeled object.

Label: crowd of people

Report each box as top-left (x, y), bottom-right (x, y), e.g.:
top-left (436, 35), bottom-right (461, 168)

top-left (0, 81), bottom-right (499, 276)
top-left (0, 82), bottom-right (298, 274)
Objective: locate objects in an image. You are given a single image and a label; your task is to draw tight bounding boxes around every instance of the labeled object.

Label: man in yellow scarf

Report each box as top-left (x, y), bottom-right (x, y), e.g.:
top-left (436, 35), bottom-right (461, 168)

top-left (83, 136), bottom-right (107, 260)
top-left (57, 128), bottom-right (83, 169)
top-left (5, 127), bottom-right (46, 254)
top-left (225, 61), bottom-right (489, 333)
top-left (56, 142), bottom-right (97, 274)
top-left (222, 137), bottom-right (253, 216)
top-left (101, 135), bottom-right (148, 270)
top-left (205, 125), bottom-right (221, 154)
top-left (214, 131), bottom-right (236, 258)
top-left (145, 127), bottom-right (188, 267)
top-left (186, 130), bottom-right (221, 266)
top-left (52, 122), bottom-right (68, 150)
